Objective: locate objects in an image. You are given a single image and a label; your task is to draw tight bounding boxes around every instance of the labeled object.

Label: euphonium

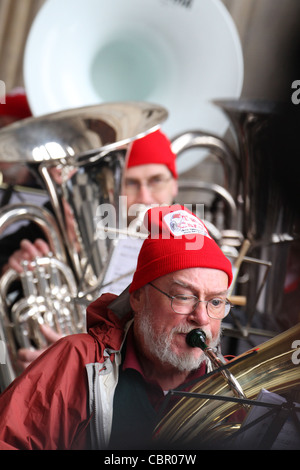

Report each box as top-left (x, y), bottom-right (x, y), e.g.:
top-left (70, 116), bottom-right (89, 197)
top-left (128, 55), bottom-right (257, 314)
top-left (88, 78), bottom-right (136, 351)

top-left (153, 323), bottom-right (300, 448)
top-left (0, 203), bottom-right (85, 390)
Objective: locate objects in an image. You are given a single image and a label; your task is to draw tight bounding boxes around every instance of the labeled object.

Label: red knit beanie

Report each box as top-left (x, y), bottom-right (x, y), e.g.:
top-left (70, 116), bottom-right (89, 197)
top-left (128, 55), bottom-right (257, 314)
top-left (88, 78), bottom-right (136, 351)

top-left (129, 205), bottom-right (232, 292)
top-left (127, 129), bottom-right (178, 179)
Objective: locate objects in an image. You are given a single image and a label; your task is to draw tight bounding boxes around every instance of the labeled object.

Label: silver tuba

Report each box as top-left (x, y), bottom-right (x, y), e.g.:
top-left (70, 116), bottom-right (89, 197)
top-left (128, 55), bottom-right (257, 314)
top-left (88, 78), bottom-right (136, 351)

top-left (212, 100), bottom-right (300, 336)
top-left (0, 102), bottom-right (168, 391)
top-left (0, 203), bottom-right (83, 382)
top-left (171, 101), bottom-right (300, 340)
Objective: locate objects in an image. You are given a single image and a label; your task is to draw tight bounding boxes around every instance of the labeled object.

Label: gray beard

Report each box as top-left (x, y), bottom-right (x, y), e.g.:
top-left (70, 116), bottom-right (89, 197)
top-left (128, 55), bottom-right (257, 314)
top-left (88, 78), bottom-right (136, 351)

top-left (136, 307), bottom-right (221, 373)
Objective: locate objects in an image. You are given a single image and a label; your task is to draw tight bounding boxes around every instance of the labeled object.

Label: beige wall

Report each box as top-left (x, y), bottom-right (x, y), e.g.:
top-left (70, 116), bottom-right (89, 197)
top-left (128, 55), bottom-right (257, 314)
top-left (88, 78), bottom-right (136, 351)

top-left (0, 0), bottom-right (299, 101)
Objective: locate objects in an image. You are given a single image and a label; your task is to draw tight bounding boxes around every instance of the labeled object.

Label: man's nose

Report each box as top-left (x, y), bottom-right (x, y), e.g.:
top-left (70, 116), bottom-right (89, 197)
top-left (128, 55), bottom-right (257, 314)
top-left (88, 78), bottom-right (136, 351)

top-left (188, 301), bottom-right (210, 326)
top-left (136, 183), bottom-right (155, 205)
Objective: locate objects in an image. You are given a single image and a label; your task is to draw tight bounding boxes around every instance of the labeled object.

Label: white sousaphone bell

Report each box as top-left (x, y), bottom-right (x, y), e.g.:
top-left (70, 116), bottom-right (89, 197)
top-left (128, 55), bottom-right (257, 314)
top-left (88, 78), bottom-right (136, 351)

top-left (23, 0), bottom-right (244, 173)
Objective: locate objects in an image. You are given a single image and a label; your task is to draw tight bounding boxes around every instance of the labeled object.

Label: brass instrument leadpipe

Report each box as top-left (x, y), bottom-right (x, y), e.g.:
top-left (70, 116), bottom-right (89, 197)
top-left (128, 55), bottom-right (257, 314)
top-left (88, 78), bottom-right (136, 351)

top-left (186, 329), bottom-right (248, 405)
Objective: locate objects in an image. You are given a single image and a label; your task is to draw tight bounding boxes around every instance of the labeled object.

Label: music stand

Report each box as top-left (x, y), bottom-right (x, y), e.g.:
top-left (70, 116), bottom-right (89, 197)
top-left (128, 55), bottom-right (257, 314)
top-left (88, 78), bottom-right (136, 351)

top-left (155, 356), bottom-right (300, 450)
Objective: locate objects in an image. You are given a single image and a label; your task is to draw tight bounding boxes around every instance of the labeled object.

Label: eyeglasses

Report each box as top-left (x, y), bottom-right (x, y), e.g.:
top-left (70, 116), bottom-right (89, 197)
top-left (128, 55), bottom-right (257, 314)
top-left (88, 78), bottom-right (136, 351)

top-left (124, 175), bottom-right (172, 194)
top-left (149, 282), bottom-right (232, 319)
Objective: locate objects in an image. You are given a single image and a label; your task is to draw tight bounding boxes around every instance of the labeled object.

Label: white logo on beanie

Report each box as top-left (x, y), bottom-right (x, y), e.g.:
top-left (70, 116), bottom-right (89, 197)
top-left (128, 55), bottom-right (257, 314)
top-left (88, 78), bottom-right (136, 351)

top-left (164, 210), bottom-right (212, 238)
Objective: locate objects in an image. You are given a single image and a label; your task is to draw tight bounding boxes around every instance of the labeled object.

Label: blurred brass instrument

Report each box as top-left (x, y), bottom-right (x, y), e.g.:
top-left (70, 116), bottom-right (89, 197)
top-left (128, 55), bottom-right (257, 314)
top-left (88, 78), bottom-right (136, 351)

top-left (0, 102), bottom-right (168, 391)
top-left (154, 323), bottom-right (300, 448)
top-left (172, 101), bottom-right (300, 340)
top-left (154, 102), bottom-right (300, 448)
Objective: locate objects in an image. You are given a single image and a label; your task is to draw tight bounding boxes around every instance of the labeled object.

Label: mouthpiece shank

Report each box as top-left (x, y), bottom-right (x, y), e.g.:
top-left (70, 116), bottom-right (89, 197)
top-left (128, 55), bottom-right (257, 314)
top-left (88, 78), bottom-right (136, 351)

top-left (186, 328), bottom-right (248, 406)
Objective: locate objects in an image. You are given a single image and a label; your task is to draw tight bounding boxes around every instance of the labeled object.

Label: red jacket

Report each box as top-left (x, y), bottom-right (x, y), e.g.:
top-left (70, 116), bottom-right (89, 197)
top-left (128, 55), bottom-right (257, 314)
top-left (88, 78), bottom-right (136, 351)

top-left (0, 293), bottom-right (131, 450)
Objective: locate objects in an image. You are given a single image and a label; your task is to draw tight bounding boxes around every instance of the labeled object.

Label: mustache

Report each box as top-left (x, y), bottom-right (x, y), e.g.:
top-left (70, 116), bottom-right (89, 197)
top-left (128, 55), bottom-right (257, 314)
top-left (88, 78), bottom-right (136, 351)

top-left (171, 324), bottom-right (213, 343)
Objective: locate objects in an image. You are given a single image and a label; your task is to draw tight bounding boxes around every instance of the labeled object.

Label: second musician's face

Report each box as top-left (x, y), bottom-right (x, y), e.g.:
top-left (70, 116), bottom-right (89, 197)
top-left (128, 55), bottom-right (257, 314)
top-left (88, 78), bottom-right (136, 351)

top-left (123, 163), bottom-right (178, 209)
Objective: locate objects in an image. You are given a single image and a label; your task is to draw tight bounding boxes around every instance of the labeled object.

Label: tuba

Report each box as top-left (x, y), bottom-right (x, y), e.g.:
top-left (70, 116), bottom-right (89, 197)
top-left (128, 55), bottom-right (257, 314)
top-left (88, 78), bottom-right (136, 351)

top-left (172, 101), bottom-right (300, 340)
top-left (0, 204), bottom-right (84, 384)
top-left (0, 101), bottom-right (168, 391)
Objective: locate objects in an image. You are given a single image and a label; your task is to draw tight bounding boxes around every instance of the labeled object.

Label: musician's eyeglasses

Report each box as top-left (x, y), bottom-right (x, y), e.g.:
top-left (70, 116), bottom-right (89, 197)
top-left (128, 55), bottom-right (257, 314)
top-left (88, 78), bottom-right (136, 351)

top-left (149, 282), bottom-right (232, 319)
top-left (124, 175), bottom-right (172, 194)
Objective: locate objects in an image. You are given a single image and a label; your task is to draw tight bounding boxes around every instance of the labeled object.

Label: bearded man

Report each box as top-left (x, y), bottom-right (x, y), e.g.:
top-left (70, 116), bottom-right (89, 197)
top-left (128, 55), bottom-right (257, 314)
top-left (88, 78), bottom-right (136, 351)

top-left (0, 205), bottom-right (232, 450)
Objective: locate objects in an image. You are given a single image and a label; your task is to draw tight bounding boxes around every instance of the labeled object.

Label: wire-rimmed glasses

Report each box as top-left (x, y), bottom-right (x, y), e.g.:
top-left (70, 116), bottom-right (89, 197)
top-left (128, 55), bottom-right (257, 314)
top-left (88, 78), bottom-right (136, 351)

top-left (149, 282), bottom-right (232, 319)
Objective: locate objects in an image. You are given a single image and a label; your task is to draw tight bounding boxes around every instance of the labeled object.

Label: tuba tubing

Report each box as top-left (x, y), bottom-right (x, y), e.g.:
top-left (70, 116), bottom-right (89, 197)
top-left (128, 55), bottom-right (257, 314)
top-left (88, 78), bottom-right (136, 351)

top-left (171, 130), bottom-right (240, 200)
top-left (0, 203), bottom-right (67, 263)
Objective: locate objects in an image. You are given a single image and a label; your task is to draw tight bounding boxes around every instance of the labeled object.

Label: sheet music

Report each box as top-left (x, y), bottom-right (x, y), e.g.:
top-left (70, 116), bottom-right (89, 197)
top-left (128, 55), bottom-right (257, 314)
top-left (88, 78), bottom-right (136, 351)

top-left (99, 237), bottom-right (143, 296)
top-left (233, 388), bottom-right (300, 449)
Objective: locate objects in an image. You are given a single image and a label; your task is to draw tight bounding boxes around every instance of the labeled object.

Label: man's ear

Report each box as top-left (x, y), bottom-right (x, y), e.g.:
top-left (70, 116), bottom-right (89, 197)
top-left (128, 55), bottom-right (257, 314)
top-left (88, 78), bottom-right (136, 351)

top-left (129, 287), bottom-right (144, 312)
